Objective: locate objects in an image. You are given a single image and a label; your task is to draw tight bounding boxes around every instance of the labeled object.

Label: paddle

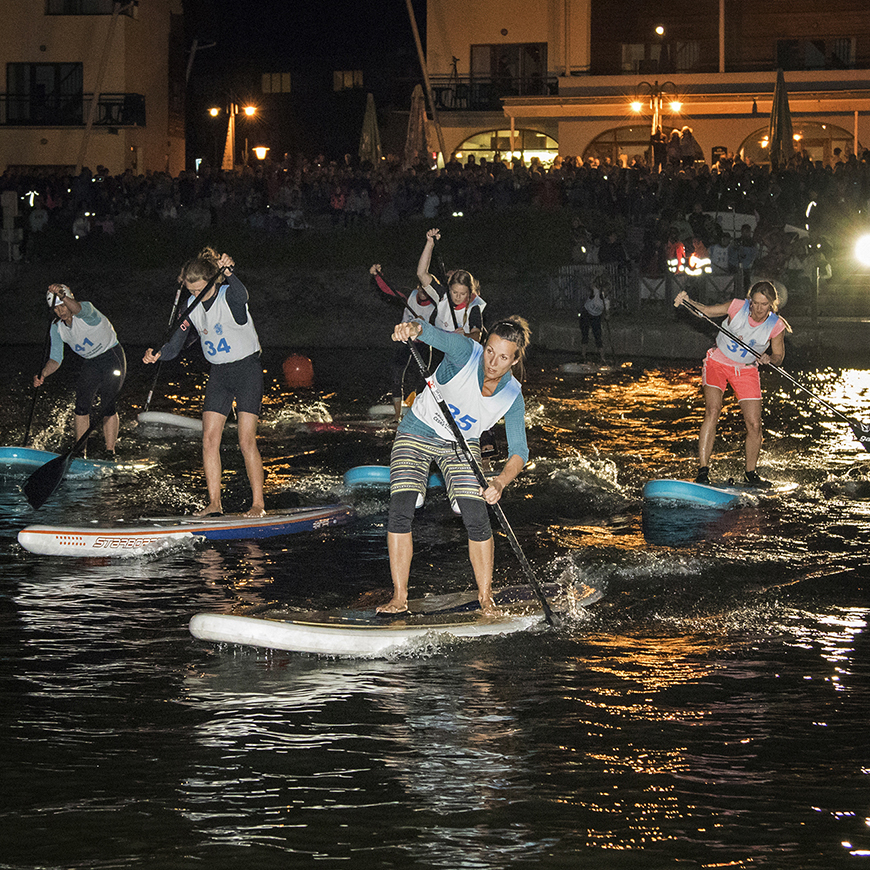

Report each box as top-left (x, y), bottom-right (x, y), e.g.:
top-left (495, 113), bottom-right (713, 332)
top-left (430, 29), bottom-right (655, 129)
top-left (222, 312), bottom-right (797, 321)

top-left (23, 310), bottom-right (57, 447)
top-left (677, 297), bottom-right (870, 450)
top-left (142, 278), bottom-right (183, 414)
top-left (436, 246), bottom-right (459, 330)
top-left (24, 267), bottom-right (228, 509)
top-left (404, 339), bottom-right (560, 627)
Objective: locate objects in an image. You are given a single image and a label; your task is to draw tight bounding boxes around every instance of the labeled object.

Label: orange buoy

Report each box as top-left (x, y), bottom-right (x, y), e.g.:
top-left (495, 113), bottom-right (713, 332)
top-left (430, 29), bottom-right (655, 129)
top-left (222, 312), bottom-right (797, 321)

top-left (283, 354), bottom-right (314, 388)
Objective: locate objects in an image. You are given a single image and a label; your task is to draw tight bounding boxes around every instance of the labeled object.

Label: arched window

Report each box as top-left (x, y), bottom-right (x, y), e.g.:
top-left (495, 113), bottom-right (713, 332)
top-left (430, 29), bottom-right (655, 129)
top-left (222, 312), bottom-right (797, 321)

top-left (740, 122), bottom-right (860, 166)
top-left (582, 125), bottom-right (702, 167)
top-left (454, 128), bottom-right (558, 166)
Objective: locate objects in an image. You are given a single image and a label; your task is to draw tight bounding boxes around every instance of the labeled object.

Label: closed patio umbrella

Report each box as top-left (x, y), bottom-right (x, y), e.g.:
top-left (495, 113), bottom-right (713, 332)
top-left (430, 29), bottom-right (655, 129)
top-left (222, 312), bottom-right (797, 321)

top-left (403, 84), bottom-right (429, 169)
top-left (768, 69), bottom-right (794, 172)
top-left (358, 92), bottom-right (382, 166)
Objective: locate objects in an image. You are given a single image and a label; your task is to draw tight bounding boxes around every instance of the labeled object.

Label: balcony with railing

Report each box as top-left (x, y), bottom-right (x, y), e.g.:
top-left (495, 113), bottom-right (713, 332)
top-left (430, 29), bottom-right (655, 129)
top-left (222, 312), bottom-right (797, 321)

top-left (0, 93), bottom-right (145, 127)
top-left (426, 74), bottom-right (559, 112)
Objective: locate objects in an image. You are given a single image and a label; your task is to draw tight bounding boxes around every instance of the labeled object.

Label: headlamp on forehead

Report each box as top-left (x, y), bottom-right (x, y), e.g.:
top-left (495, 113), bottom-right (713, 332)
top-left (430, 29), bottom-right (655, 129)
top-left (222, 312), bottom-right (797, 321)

top-left (47, 285), bottom-right (73, 308)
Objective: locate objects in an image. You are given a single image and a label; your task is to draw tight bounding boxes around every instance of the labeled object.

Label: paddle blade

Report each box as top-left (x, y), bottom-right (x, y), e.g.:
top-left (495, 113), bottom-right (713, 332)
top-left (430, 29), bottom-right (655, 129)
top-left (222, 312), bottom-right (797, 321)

top-left (23, 453), bottom-right (72, 509)
top-left (851, 420), bottom-right (870, 451)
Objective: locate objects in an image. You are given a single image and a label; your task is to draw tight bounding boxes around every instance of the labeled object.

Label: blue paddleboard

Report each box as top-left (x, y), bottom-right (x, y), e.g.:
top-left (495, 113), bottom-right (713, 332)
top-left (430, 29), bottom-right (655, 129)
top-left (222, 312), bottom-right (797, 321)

top-left (643, 479), bottom-right (744, 508)
top-left (0, 446), bottom-right (115, 480)
top-left (343, 465), bottom-right (444, 489)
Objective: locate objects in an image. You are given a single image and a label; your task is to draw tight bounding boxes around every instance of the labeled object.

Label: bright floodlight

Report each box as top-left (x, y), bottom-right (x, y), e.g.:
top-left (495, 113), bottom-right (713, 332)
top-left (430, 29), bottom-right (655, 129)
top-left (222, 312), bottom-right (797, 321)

top-left (855, 234), bottom-right (870, 267)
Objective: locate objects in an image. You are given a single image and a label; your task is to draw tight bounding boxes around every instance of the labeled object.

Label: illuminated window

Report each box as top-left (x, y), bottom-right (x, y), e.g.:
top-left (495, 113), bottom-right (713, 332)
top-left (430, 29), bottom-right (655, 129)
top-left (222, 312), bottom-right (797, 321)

top-left (262, 72), bottom-right (291, 94)
top-left (740, 122), bottom-right (859, 166)
top-left (454, 129), bottom-right (558, 166)
top-left (333, 70), bottom-right (363, 91)
top-left (470, 44), bottom-right (548, 97)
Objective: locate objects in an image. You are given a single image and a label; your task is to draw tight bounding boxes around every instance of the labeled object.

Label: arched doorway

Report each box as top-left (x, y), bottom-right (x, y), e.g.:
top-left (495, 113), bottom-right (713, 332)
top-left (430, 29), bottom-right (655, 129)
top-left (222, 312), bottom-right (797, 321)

top-left (454, 128), bottom-right (558, 167)
top-left (739, 121), bottom-right (859, 166)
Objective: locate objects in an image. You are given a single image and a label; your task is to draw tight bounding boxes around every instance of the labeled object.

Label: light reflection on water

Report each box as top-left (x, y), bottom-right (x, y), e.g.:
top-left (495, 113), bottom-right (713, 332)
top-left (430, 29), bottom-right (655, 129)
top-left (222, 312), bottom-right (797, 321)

top-left (1, 347), bottom-right (870, 867)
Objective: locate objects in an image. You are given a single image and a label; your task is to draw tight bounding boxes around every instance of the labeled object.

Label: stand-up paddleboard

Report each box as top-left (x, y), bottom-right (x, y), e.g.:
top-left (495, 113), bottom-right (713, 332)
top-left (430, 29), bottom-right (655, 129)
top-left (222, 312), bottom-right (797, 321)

top-left (137, 411), bottom-right (203, 432)
top-left (343, 465), bottom-right (444, 489)
top-left (0, 446), bottom-right (147, 480)
top-left (368, 403), bottom-right (406, 418)
top-left (17, 504), bottom-right (355, 557)
top-left (560, 362), bottom-right (616, 374)
top-left (188, 581), bottom-right (603, 658)
top-left (643, 478), bottom-right (797, 508)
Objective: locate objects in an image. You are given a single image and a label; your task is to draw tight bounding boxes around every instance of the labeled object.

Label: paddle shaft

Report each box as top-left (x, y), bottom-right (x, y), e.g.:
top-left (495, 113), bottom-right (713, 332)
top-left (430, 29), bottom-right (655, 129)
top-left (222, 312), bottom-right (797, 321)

top-left (404, 339), bottom-right (558, 627)
top-left (23, 312), bottom-right (56, 447)
top-left (679, 297), bottom-right (860, 427)
top-left (143, 280), bottom-right (183, 413)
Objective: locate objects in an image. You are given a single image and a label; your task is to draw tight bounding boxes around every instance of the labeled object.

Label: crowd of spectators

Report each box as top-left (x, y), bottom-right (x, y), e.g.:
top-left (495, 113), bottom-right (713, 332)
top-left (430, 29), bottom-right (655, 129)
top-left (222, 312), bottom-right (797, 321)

top-left (2, 146), bottom-right (867, 297)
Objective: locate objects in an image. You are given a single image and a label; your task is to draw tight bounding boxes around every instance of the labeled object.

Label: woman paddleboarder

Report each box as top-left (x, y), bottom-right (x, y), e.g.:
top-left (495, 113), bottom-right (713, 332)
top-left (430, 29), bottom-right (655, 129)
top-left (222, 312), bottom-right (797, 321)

top-left (377, 315), bottom-right (531, 616)
top-left (674, 281), bottom-right (791, 487)
top-left (34, 283), bottom-right (126, 459)
top-left (143, 249), bottom-right (265, 518)
top-left (417, 228), bottom-right (486, 341)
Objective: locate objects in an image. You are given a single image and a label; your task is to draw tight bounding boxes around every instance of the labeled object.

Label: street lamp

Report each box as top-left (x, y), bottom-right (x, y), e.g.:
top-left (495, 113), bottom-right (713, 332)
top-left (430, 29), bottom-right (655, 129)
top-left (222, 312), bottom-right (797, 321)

top-left (631, 80), bottom-right (680, 134)
top-left (209, 103), bottom-right (257, 169)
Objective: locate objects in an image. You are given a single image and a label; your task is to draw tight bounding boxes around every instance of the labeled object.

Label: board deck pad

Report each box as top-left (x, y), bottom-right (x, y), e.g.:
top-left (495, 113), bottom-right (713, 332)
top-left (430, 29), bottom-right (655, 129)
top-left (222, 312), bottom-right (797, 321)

top-left (17, 504), bottom-right (355, 557)
top-left (137, 411), bottom-right (203, 431)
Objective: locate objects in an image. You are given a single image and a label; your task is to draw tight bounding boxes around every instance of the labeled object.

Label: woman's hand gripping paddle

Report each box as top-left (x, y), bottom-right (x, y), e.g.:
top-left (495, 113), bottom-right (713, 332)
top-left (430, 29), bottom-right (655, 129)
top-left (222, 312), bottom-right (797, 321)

top-left (23, 268), bottom-right (228, 510)
top-left (404, 339), bottom-right (560, 627)
top-left (677, 296), bottom-right (870, 451)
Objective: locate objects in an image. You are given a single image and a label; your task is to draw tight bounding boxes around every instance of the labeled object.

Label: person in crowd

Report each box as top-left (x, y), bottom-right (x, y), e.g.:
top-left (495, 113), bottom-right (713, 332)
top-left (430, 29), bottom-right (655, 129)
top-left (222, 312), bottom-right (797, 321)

top-left (417, 228), bottom-right (486, 341)
top-left (370, 262), bottom-right (441, 421)
top-left (376, 315), bottom-right (531, 615)
top-left (34, 283), bottom-right (126, 459)
top-left (729, 223), bottom-right (758, 290)
top-left (673, 281), bottom-right (791, 488)
top-left (579, 281), bottom-right (609, 363)
top-left (143, 249), bottom-right (264, 517)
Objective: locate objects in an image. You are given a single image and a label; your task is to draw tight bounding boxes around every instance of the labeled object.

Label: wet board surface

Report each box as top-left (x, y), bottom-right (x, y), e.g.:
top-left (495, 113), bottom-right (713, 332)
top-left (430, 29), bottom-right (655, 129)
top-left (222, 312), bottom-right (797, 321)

top-left (17, 504), bottom-right (355, 557)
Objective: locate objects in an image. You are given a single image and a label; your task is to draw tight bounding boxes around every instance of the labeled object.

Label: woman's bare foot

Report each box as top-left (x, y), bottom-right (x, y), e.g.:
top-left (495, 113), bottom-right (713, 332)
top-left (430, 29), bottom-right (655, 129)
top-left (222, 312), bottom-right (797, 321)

top-left (376, 598), bottom-right (408, 614)
top-left (194, 502), bottom-right (223, 517)
top-left (243, 505), bottom-right (266, 518)
top-left (479, 596), bottom-right (502, 617)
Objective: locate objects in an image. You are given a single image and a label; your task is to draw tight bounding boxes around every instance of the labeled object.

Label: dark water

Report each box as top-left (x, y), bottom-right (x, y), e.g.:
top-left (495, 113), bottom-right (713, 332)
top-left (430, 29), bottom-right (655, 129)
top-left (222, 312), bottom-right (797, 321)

top-left (2, 344), bottom-right (869, 869)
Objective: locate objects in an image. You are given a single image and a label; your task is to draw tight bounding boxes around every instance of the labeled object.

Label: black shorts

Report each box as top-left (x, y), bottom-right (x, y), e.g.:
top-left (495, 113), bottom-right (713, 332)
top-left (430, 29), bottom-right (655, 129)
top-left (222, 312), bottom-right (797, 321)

top-left (74, 344), bottom-right (126, 418)
top-left (204, 352), bottom-right (263, 417)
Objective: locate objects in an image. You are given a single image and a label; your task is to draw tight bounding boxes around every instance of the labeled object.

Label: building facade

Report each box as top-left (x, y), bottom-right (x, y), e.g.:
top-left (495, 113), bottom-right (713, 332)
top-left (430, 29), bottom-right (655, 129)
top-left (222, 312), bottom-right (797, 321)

top-left (0, 0), bottom-right (185, 177)
top-left (424, 0), bottom-right (870, 167)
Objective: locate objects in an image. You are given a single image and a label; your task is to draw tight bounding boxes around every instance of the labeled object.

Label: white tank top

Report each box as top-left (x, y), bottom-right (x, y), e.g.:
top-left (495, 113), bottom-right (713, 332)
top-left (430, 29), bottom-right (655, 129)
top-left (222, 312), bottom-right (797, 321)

top-left (187, 285), bottom-right (261, 364)
top-left (434, 295), bottom-right (486, 334)
top-left (413, 341), bottom-right (520, 441)
top-left (715, 299), bottom-right (780, 365)
top-left (58, 304), bottom-right (118, 359)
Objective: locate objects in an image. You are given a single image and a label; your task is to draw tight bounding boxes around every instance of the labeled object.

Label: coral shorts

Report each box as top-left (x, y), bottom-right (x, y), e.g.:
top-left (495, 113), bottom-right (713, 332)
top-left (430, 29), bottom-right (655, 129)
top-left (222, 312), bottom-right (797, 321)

top-left (702, 352), bottom-right (762, 401)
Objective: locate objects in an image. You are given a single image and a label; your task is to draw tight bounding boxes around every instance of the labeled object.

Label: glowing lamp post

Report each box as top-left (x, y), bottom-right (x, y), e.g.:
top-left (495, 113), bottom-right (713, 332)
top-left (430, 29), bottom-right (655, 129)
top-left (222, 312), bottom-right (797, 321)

top-left (210, 103), bottom-right (257, 170)
top-left (631, 81), bottom-right (681, 135)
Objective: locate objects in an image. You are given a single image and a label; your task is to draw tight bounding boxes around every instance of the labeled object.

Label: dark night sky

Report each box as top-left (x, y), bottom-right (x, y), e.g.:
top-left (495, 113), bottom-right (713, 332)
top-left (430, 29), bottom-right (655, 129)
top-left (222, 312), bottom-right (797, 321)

top-left (185, 0), bottom-right (426, 65)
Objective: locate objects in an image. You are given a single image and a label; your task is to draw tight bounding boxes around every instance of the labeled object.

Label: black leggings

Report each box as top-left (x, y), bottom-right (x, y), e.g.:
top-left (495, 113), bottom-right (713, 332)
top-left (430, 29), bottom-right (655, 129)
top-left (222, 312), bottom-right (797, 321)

top-left (387, 490), bottom-right (492, 541)
top-left (74, 345), bottom-right (126, 417)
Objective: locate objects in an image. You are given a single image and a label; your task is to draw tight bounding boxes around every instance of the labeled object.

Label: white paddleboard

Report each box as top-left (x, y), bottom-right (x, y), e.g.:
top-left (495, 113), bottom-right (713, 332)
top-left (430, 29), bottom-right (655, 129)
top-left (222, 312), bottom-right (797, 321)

top-left (189, 608), bottom-right (542, 658)
top-left (137, 411), bottom-right (203, 432)
top-left (560, 362), bottom-right (615, 374)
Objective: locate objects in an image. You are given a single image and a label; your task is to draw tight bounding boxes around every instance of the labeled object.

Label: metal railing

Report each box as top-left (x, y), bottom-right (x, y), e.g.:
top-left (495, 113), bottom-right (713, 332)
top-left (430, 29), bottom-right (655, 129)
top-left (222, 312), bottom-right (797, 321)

top-left (427, 74), bottom-right (559, 111)
top-left (0, 93), bottom-right (145, 127)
